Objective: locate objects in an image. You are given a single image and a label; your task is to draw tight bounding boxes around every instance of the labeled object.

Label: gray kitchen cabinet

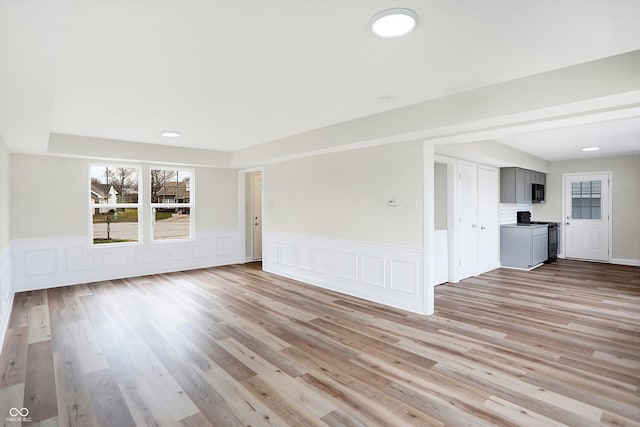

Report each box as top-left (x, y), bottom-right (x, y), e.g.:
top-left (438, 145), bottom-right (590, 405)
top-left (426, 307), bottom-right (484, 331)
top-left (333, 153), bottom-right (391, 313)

top-left (500, 167), bottom-right (546, 203)
top-left (500, 224), bottom-right (548, 269)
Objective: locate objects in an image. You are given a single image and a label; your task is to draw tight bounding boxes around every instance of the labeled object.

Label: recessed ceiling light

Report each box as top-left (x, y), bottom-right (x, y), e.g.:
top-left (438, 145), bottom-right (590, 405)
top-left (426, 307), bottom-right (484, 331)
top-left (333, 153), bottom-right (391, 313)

top-left (371, 8), bottom-right (418, 38)
top-left (161, 130), bottom-right (181, 138)
top-left (581, 147), bottom-right (600, 152)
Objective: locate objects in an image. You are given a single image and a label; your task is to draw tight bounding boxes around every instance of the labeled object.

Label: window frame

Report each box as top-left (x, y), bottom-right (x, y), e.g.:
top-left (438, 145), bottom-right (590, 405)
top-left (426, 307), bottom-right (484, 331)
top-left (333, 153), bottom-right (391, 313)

top-left (89, 163), bottom-right (142, 247)
top-left (149, 166), bottom-right (195, 242)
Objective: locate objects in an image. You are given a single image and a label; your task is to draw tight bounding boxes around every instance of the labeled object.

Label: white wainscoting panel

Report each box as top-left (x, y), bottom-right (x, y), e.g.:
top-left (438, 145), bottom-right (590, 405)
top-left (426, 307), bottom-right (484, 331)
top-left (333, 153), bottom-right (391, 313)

top-left (296, 246), bottom-right (313, 271)
top-left (11, 229), bottom-right (238, 292)
top-left (0, 244), bottom-right (14, 354)
top-left (361, 255), bottom-right (385, 288)
top-left (434, 230), bottom-right (449, 285)
top-left (25, 249), bottom-right (57, 276)
top-left (263, 231), bottom-right (426, 314)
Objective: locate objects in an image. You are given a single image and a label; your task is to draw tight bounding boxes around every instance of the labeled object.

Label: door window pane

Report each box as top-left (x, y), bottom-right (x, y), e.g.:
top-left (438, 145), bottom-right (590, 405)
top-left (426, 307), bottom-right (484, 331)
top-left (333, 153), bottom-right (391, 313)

top-left (571, 180), bottom-right (601, 220)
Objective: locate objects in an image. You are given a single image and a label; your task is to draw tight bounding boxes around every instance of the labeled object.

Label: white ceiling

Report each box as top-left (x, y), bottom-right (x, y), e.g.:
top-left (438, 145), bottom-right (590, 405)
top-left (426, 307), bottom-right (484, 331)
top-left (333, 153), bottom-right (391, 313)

top-left (497, 118), bottom-right (640, 161)
top-left (1, 0), bottom-right (640, 156)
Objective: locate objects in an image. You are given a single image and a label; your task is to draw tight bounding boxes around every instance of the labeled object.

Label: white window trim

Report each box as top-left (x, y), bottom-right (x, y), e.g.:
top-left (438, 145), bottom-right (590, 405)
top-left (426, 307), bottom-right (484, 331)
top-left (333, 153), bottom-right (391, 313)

top-left (150, 166), bottom-right (195, 242)
top-left (89, 163), bottom-right (143, 246)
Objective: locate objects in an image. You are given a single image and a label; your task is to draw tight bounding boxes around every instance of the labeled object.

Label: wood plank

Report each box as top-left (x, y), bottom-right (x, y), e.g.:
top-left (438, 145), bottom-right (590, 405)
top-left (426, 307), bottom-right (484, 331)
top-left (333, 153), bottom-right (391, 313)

top-left (23, 340), bottom-right (58, 423)
top-left (0, 383), bottom-right (25, 424)
top-left (52, 349), bottom-right (99, 427)
top-left (28, 305), bottom-right (52, 344)
top-left (84, 369), bottom-right (136, 427)
top-left (0, 326), bottom-right (29, 388)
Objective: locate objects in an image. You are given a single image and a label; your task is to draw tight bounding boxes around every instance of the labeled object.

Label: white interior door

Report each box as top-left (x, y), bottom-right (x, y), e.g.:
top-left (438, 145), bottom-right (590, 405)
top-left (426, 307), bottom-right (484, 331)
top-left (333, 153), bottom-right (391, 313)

top-left (457, 161), bottom-right (478, 280)
top-left (564, 173), bottom-right (610, 261)
top-left (477, 166), bottom-right (499, 273)
top-left (251, 172), bottom-right (263, 260)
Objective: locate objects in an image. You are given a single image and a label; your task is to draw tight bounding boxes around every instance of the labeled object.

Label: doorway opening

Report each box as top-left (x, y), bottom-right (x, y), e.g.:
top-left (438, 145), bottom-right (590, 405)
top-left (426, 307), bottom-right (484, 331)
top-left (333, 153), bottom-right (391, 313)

top-left (239, 169), bottom-right (263, 263)
top-left (562, 171), bottom-right (611, 262)
top-left (433, 156), bottom-right (457, 285)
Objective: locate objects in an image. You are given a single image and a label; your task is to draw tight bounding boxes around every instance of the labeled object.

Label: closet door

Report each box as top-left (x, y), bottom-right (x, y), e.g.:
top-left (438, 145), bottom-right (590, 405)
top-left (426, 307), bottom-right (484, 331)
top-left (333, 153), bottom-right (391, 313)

top-left (477, 165), bottom-right (499, 273)
top-left (457, 161), bottom-right (478, 281)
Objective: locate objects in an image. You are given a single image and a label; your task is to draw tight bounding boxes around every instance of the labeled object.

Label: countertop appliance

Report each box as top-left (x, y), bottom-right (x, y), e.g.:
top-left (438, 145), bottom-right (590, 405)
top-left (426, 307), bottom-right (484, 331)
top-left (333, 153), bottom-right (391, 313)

top-left (517, 211), bottom-right (531, 224)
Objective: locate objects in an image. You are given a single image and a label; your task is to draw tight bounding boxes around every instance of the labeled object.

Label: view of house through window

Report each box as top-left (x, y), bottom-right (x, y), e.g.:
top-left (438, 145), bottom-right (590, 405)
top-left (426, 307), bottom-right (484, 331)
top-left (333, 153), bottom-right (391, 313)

top-left (90, 165), bottom-right (140, 244)
top-left (151, 168), bottom-right (192, 240)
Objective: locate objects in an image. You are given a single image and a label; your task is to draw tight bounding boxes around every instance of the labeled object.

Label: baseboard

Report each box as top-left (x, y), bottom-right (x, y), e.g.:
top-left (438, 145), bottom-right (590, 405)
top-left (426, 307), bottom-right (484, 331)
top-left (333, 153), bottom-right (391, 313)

top-left (560, 253), bottom-right (639, 267)
top-left (262, 231), bottom-right (427, 314)
top-left (611, 258), bottom-right (640, 267)
top-left (11, 228), bottom-right (239, 292)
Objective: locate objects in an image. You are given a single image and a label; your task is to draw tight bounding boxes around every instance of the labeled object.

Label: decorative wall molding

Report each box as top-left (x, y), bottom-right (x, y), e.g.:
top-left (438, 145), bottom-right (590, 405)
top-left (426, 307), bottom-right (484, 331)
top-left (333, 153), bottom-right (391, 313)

top-left (262, 231), bottom-right (426, 314)
top-left (11, 228), bottom-right (239, 292)
top-left (0, 243), bottom-right (14, 354)
top-left (433, 230), bottom-right (448, 285)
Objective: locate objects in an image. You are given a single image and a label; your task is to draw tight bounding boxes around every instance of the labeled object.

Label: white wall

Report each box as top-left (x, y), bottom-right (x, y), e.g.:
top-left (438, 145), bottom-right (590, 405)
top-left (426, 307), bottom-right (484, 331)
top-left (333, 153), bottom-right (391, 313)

top-left (436, 140), bottom-right (549, 172)
top-left (9, 154), bottom-right (239, 291)
top-left (0, 135), bottom-right (13, 353)
top-left (434, 163), bottom-right (447, 230)
top-left (264, 141), bottom-right (423, 247)
top-left (533, 154), bottom-right (640, 263)
top-left (261, 141), bottom-right (428, 314)
top-left (0, 136), bottom-right (9, 252)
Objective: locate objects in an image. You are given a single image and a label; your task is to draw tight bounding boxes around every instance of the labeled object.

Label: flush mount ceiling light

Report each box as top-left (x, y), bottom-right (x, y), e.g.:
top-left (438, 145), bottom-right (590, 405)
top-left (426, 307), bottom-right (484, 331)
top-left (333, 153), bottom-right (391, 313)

top-left (161, 130), bottom-right (181, 138)
top-left (371, 8), bottom-right (418, 38)
top-left (581, 147), bottom-right (600, 152)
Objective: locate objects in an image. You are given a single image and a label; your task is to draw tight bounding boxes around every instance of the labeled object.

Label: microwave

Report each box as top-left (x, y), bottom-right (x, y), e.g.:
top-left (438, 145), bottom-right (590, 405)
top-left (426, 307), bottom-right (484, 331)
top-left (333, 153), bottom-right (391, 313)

top-left (532, 183), bottom-right (545, 203)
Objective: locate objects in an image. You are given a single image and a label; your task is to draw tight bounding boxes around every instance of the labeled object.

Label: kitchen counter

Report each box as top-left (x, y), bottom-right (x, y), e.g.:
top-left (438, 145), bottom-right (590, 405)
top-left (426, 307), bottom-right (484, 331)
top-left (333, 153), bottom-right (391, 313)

top-left (501, 223), bottom-right (549, 229)
top-left (500, 224), bottom-right (548, 270)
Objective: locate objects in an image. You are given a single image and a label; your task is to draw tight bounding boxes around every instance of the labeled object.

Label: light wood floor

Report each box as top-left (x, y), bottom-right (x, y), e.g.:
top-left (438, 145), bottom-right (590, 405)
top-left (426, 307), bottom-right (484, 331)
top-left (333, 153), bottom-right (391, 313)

top-left (0, 259), bottom-right (639, 426)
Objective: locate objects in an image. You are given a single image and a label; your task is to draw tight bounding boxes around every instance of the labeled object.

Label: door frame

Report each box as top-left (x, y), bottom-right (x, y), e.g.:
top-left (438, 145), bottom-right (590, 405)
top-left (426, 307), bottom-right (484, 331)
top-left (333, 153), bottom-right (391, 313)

top-left (561, 171), bottom-right (612, 263)
top-left (238, 167), bottom-right (264, 264)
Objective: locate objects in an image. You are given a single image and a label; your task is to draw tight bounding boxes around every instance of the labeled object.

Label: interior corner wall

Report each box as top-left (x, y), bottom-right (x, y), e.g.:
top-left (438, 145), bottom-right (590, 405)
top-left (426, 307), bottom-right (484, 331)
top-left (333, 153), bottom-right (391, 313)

top-left (532, 154), bottom-right (640, 263)
top-left (261, 141), bottom-right (428, 314)
top-left (9, 153), bottom-right (239, 291)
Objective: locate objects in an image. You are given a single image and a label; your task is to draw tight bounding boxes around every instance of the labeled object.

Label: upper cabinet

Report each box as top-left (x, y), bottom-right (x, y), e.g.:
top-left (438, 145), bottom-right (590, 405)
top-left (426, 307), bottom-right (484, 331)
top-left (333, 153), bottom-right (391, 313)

top-left (500, 167), bottom-right (546, 204)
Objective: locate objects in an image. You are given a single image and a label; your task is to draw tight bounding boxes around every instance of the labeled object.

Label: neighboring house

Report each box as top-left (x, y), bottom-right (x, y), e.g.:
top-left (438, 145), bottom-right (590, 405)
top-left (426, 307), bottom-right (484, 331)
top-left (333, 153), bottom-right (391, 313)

top-left (91, 184), bottom-right (118, 213)
top-left (157, 181), bottom-right (190, 204)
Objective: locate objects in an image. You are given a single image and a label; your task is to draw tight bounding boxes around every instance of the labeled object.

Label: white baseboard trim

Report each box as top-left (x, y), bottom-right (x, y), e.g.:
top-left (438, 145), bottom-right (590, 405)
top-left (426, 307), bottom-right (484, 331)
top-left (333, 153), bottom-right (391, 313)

top-left (560, 253), bottom-right (639, 267)
top-left (0, 243), bottom-right (14, 355)
top-left (611, 258), bottom-right (640, 267)
top-left (11, 228), bottom-right (239, 292)
top-left (262, 231), bottom-right (427, 314)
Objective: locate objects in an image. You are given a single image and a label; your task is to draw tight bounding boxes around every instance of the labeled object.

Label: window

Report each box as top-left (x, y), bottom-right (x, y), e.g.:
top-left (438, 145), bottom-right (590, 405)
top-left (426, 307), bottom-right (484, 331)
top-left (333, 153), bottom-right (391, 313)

top-left (151, 168), bottom-right (193, 241)
top-left (90, 165), bottom-right (140, 244)
top-left (571, 180), bottom-right (601, 220)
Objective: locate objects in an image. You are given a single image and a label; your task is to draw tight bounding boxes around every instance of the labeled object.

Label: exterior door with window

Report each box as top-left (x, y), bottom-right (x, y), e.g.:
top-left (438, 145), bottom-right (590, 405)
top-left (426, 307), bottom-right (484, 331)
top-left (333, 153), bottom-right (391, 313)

top-left (564, 173), bottom-right (610, 261)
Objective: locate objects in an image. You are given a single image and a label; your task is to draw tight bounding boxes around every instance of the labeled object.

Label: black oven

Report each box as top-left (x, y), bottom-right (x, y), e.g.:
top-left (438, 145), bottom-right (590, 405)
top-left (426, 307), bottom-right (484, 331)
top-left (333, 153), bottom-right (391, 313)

top-left (532, 183), bottom-right (545, 203)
